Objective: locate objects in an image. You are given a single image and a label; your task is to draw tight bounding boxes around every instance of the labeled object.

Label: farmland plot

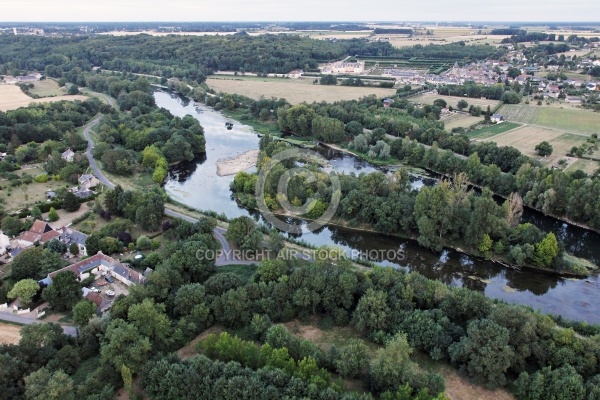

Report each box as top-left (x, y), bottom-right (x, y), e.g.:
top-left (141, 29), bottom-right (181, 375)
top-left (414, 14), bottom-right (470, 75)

top-left (498, 104), bottom-right (540, 124)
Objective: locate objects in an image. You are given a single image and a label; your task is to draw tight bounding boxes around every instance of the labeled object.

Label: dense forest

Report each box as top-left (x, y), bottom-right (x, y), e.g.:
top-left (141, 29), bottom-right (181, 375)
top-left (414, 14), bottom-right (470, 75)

top-left (2, 207), bottom-right (600, 399)
top-left (0, 34), bottom-right (500, 83)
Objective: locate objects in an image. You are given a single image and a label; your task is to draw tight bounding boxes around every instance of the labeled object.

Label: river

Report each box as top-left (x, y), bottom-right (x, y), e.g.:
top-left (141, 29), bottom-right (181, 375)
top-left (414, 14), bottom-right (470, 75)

top-left (157, 91), bottom-right (600, 324)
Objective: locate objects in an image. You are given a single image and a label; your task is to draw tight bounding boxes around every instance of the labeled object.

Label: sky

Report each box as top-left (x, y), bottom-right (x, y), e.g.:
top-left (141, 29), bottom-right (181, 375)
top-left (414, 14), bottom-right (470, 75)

top-left (1, 0), bottom-right (599, 22)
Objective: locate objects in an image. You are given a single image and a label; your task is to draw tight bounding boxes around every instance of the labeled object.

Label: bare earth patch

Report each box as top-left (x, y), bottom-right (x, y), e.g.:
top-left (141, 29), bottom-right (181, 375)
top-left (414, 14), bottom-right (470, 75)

top-left (216, 150), bottom-right (259, 176)
top-left (0, 322), bottom-right (21, 345)
top-left (177, 326), bottom-right (224, 360)
top-left (0, 85), bottom-right (88, 111)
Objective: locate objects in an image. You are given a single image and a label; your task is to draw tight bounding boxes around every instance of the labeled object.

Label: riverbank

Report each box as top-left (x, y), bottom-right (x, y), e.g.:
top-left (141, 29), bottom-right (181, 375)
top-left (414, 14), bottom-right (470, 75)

top-left (230, 192), bottom-right (596, 278)
top-left (320, 142), bottom-right (600, 236)
top-left (216, 149), bottom-right (259, 176)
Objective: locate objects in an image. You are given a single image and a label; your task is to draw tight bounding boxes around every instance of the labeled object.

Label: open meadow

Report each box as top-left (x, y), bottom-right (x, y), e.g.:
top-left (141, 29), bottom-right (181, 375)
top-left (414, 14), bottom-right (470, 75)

top-left (0, 85), bottom-right (88, 111)
top-left (206, 76), bottom-right (396, 104)
top-left (482, 126), bottom-right (587, 166)
top-left (442, 114), bottom-right (483, 131)
top-left (499, 104), bottom-right (600, 135)
top-left (28, 79), bottom-right (67, 97)
top-left (409, 93), bottom-right (500, 109)
top-left (0, 322), bottom-right (21, 345)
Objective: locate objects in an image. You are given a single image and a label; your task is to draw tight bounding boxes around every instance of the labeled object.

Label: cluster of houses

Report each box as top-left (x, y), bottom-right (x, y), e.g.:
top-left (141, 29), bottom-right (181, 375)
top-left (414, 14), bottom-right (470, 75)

top-left (2, 73), bottom-right (43, 84)
top-left (5, 219), bottom-right (88, 259)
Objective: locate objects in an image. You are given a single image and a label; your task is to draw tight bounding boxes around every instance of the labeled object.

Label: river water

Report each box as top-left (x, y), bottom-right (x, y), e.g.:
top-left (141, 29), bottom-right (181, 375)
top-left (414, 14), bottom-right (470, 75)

top-left (157, 91), bottom-right (600, 323)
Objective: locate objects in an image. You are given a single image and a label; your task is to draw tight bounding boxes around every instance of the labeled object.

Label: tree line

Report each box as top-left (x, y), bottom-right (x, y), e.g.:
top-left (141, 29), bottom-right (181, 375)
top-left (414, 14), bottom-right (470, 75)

top-left (3, 216), bottom-right (599, 399)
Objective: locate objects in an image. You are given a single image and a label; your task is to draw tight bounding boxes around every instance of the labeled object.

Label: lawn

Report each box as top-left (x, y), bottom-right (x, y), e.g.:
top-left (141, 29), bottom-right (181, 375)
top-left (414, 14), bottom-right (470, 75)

top-left (409, 93), bottom-right (501, 109)
top-left (28, 79), bottom-right (67, 97)
top-left (534, 108), bottom-right (600, 135)
top-left (0, 176), bottom-right (68, 213)
top-left (206, 77), bottom-right (396, 105)
top-left (468, 122), bottom-right (522, 139)
top-left (0, 85), bottom-right (88, 111)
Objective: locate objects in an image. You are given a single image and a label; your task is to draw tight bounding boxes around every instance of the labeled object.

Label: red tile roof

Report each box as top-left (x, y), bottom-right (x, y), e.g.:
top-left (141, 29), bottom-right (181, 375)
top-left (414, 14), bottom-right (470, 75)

top-left (85, 292), bottom-right (103, 307)
top-left (30, 220), bottom-right (52, 234)
top-left (40, 230), bottom-right (60, 243)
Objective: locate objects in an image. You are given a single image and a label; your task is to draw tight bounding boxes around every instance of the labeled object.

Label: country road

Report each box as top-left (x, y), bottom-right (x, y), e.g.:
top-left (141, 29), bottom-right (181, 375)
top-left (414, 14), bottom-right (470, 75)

top-left (81, 109), bottom-right (255, 266)
top-left (0, 312), bottom-right (77, 337)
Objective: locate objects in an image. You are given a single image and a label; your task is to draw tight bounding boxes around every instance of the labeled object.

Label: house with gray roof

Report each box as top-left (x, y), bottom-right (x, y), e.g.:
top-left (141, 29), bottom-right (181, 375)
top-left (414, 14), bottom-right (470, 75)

top-left (59, 227), bottom-right (89, 256)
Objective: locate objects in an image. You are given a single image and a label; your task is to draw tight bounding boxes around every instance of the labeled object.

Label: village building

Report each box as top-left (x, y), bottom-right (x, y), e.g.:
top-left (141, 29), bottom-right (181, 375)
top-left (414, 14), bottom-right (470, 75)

top-left (491, 114), bottom-right (505, 123)
top-left (78, 174), bottom-right (99, 191)
top-left (61, 148), bottom-right (75, 162)
top-left (59, 227), bottom-right (89, 256)
top-left (45, 251), bottom-right (145, 287)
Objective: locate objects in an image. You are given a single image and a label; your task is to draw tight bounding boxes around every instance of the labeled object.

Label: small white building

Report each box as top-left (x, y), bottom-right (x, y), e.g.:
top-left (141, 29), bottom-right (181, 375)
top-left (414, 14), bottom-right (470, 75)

top-left (491, 114), bottom-right (505, 123)
top-left (61, 148), bottom-right (75, 162)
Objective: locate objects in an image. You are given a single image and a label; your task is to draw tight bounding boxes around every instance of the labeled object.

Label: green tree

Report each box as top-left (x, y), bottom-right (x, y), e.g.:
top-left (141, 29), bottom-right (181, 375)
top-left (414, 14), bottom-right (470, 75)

top-left (8, 279), bottom-right (39, 305)
top-left (62, 191), bottom-right (80, 212)
top-left (127, 298), bottom-right (171, 346)
top-left (257, 259), bottom-right (288, 283)
top-left (534, 232), bottom-right (559, 268)
top-left (353, 288), bottom-right (390, 334)
top-left (370, 333), bottom-right (413, 392)
top-left (72, 300), bottom-right (96, 328)
top-left (85, 233), bottom-right (100, 256)
top-left (101, 319), bottom-right (152, 373)
top-left (46, 239), bottom-right (66, 254)
top-left (534, 141), bottom-right (553, 157)
top-left (48, 207), bottom-right (59, 222)
top-left (1, 215), bottom-right (22, 237)
top-left (69, 242), bottom-right (79, 255)
top-left (24, 367), bottom-right (75, 400)
top-left (433, 99), bottom-right (447, 108)
top-left (449, 318), bottom-right (514, 388)
top-left (42, 271), bottom-right (81, 311)
top-left (334, 338), bottom-right (369, 378)
top-left (457, 99), bottom-right (469, 110)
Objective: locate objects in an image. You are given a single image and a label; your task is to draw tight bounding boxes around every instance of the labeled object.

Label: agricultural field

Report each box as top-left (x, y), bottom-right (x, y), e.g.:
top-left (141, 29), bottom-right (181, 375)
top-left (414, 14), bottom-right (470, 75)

top-left (442, 114), bottom-right (483, 131)
top-left (498, 104), bottom-right (540, 124)
top-left (0, 85), bottom-right (88, 111)
top-left (567, 159), bottom-right (600, 175)
top-left (482, 126), bottom-right (585, 166)
top-left (410, 93), bottom-right (501, 109)
top-left (0, 322), bottom-right (21, 345)
top-left (0, 167), bottom-right (67, 213)
top-left (535, 108), bottom-right (600, 135)
top-left (206, 76), bottom-right (396, 105)
top-left (468, 122), bottom-right (522, 139)
top-left (28, 79), bottom-right (67, 97)
top-left (500, 103), bottom-right (600, 135)
top-left (388, 33), bottom-right (509, 48)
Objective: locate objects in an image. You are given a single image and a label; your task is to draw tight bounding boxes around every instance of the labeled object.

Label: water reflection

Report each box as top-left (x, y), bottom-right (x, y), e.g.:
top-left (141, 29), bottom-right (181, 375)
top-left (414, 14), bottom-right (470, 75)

top-left (156, 91), bottom-right (600, 323)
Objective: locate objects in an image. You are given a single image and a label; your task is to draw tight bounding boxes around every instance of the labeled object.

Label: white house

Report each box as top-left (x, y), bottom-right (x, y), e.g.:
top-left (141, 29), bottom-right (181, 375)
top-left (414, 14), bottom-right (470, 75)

top-left (491, 114), bottom-right (505, 123)
top-left (61, 148), bottom-right (75, 162)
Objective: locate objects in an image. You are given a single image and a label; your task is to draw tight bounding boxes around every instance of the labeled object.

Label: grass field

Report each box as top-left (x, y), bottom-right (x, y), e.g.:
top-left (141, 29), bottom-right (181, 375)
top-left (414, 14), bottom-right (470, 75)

top-left (534, 108), bottom-right (600, 135)
top-left (567, 159), bottom-right (600, 175)
top-left (409, 93), bottom-right (500, 109)
top-left (482, 126), bottom-right (585, 166)
top-left (28, 79), bottom-right (67, 97)
top-left (206, 77), bottom-right (396, 105)
top-left (469, 122), bottom-right (522, 139)
top-left (0, 85), bottom-right (88, 111)
top-left (443, 114), bottom-right (482, 131)
top-left (0, 322), bottom-right (21, 345)
top-left (499, 104), bottom-right (600, 135)
top-left (0, 173), bottom-right (67, 213)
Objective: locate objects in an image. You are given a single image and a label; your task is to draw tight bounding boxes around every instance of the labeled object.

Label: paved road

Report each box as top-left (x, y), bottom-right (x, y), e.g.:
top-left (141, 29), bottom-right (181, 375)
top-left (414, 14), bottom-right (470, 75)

top-left (83, 116), bottom-right (115, 190)
top-left (164, 209), bottom-right (257, 266)
top-left (0, 312), bottom-right (77, 337)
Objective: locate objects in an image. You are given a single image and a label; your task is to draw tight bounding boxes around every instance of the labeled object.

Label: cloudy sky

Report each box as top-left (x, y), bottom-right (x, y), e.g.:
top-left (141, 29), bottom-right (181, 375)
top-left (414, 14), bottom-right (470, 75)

top-left (1, 0), bottom-right (599, 22)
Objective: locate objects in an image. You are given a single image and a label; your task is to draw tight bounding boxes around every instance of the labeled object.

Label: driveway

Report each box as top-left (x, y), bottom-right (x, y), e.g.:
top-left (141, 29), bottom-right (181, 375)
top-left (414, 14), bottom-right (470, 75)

top-left (0, 311), bottom-right (76, 337)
